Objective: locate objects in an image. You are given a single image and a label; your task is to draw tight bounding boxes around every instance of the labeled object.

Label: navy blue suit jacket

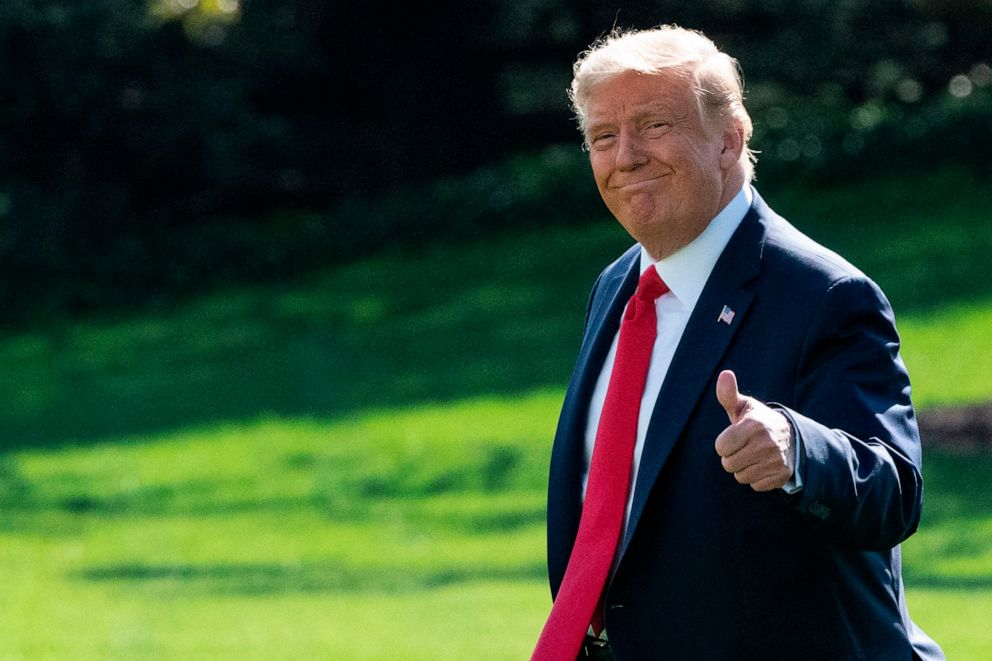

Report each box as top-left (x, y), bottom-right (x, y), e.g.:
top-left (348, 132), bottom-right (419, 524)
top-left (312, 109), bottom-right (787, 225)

top-left (546, 190), bottom-right (944, 660)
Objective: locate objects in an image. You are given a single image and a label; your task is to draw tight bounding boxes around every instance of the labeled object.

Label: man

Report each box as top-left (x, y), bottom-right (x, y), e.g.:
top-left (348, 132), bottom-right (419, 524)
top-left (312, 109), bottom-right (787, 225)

top-left (532, 25), bottom-right (944, 661)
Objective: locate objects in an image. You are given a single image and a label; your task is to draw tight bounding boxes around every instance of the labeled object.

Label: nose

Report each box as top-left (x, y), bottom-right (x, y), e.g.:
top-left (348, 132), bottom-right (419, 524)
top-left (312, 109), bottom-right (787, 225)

top-left (615, 128), bottom-right (648, 171)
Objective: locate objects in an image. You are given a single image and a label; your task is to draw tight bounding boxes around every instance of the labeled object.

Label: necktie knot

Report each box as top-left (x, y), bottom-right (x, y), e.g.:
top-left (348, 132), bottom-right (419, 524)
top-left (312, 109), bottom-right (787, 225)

top-left (635, 266), bottom-right (669, 302)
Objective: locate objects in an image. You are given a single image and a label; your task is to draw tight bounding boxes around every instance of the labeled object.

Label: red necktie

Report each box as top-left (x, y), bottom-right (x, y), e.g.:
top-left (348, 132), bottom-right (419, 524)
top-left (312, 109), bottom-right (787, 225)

top-left (532, 267), bottom-right (668, 661)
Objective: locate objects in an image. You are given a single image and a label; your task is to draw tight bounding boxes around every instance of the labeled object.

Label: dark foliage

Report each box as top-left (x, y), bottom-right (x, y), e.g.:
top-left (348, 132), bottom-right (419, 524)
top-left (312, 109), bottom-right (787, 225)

top-left (0, 0), bottom-right (989, 323)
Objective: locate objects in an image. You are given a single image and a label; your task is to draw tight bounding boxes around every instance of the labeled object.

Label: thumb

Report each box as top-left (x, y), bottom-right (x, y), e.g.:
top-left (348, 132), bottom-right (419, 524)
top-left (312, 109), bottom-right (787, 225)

top-left (716, 369), bottom-right (745, 423)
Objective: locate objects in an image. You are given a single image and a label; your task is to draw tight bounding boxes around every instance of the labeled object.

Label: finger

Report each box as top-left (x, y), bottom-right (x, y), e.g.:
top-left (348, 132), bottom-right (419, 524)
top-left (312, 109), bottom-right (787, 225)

top-left (716, 370), bottom-right (745, 423)
top-left (714, 424), bottom-right (750, 459)
top-left (727, 458), bottom-right (788, 490)
top-left (720, 446), bottom-right (758, 474)
top-left (730, 463), bottom-right (764, 485)
top-left (750, 475), bottom-right (787, 492)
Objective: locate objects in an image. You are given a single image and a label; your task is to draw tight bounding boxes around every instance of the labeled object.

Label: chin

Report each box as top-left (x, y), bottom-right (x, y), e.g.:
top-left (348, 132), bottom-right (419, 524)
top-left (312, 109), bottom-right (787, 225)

top-left (620, 217), bottom-right (667, 246)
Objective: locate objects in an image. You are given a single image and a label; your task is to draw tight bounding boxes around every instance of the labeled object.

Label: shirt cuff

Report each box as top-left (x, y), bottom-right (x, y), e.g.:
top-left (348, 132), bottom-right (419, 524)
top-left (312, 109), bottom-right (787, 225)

top-left (769, 404), bottom-right (804, 494)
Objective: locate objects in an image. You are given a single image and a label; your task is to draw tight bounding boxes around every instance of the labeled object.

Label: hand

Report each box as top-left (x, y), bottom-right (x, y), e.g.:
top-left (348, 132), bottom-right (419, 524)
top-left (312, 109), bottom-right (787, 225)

top-left (714, 370), bottom-right (795, 492)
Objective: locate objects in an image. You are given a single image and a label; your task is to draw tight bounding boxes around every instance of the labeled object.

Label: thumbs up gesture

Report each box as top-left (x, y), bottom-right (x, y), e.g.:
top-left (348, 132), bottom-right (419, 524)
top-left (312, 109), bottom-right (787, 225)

top-left (715, 370), bottom-right (795, 492)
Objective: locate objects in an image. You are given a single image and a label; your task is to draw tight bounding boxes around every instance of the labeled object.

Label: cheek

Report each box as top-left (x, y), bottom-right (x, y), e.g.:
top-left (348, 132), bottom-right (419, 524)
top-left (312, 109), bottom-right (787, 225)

top-left (589, 158), bottom-right (610, 185)
top-left (694, 141), bottom-right (725, 173)
top-left (592, 170), bottom-right (617, 204)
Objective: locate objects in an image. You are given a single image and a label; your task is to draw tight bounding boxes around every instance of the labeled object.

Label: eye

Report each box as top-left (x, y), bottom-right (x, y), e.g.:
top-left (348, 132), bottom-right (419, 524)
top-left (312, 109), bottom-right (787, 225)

top-left (589, 132), bottom-right (617, 151)
top-left (644, 121), bottom-right (670, 137)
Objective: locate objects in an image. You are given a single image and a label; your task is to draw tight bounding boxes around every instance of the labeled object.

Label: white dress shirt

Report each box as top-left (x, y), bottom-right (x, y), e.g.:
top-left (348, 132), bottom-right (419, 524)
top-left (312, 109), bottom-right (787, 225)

top-left (581, 185), bottom-right (800, 525)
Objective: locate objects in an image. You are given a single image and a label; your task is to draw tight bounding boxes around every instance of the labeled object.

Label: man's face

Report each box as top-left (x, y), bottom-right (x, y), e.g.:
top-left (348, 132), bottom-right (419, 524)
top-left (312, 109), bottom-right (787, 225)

top-left (585, 70), bottom-right (734, 259)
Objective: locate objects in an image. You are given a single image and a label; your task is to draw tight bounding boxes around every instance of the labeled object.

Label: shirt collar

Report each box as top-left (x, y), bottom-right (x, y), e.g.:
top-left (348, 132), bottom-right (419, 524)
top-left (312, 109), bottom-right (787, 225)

top-left (639, 185), bottom-right (752, 309)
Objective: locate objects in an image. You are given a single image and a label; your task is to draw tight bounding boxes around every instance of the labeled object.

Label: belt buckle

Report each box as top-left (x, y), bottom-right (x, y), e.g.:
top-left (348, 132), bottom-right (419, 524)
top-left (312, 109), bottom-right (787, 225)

top-left (582, 635), bottom-right (610, 657)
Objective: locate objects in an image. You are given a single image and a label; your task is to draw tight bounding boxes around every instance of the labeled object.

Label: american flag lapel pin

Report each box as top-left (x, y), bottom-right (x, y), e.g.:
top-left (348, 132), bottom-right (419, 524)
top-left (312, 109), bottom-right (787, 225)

top-left (717, 305), bottom-right (735, 325)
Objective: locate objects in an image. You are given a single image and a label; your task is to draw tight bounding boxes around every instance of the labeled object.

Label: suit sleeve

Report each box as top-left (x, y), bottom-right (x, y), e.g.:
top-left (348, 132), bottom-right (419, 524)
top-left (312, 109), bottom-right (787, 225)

top-left (780, 275), bottom-right (923, 551)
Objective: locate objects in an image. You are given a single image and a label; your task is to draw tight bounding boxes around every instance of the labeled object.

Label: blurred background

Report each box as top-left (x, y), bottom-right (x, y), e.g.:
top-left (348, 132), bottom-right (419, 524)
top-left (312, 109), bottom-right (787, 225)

top-left (0, 1), bottom-right (990, 658)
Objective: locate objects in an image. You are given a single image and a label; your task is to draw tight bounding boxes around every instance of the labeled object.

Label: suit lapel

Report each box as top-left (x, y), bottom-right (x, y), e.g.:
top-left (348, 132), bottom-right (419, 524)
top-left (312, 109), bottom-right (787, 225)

top-left (547, 247), bottom-right (640, 584)
top-left (559, 248), bottom-right (641, 463)
top-left (621, 206), bottom-right (766, 555)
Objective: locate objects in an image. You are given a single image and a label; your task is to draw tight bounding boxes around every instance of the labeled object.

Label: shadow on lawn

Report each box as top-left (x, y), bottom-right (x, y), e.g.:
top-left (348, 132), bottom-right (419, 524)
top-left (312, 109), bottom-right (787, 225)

top-left (0, 224), bottom-right (628, 450)
top-left (903, 573), bottom-right (992, 590)
top-left (76, 561), bottom-right (546, 595)
top-left (1, 169), bottom-right (991, 451)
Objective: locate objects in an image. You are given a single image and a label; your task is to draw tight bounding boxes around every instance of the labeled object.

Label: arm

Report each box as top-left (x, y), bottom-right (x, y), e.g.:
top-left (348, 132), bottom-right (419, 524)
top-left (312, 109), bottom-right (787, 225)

top-left (715, 275), bottom-right (923, 550)
top-left (784, 275), bottom-right (923, 550)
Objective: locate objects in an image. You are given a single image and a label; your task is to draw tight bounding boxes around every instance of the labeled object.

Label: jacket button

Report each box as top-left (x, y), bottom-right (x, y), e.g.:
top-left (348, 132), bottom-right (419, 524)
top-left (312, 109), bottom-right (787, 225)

top-left (809, 501), bottom-right (831, 520)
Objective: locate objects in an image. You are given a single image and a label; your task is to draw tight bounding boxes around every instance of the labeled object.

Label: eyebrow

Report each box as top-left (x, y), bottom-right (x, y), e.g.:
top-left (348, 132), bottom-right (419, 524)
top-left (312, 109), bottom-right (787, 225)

top-left (586, 101), bottom-right (682, 133)
top-left (630, 101), bottom-right (686, 124)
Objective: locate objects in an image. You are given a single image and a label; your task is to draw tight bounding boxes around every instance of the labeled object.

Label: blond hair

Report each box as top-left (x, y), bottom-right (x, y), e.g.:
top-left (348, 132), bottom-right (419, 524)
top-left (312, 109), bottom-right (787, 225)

top-left (570, 25), bottom-right (756, 180)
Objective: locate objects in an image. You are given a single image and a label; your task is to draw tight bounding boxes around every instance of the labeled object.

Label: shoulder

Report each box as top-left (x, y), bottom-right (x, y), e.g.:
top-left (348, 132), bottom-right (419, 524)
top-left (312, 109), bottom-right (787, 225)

top-left (753, 192), bottom-right (864, 284)
top-left (599, 243), bottom-right (640, 281)
top-left (588, 242), bottom-right (639, 300)
top-left (749, 190), bottom-right (897, 327)
top-left (579, 243), bottom-right (639, 326)
top-left (750, 190), bottom-right (887, 301)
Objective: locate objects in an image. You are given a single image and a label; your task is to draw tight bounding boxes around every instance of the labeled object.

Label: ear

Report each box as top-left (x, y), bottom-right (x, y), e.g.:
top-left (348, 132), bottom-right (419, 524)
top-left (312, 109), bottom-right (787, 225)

top-left (719, 125), bottom-right (745, 171)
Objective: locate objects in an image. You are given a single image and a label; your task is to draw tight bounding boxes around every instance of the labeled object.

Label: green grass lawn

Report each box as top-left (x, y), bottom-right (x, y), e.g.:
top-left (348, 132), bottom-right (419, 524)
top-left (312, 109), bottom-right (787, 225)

top-left (1, 168), bottom-right (991, 659)
top-left (2, 398), bottom-right (991, 659)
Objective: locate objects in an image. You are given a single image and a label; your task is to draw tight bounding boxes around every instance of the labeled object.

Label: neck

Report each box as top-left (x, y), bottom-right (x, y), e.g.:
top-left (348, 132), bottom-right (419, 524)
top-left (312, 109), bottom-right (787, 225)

top-left (643, 170), bottom-right (747, 261)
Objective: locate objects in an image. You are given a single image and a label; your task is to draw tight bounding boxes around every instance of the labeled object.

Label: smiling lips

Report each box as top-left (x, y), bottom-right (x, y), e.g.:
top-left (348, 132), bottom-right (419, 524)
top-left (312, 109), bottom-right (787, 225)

top-left (611, 175), bottom-right (667, 190)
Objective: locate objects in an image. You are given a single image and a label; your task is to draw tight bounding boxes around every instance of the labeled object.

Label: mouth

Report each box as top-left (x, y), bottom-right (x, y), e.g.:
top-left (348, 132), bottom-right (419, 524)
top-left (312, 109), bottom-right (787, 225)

top-left (611, 175), bottom-right (666, 191)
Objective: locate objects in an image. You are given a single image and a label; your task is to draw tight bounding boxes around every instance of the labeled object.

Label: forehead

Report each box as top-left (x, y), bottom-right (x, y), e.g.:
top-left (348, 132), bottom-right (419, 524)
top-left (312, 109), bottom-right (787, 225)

top-left (585, 70), bottom-right (696, 124)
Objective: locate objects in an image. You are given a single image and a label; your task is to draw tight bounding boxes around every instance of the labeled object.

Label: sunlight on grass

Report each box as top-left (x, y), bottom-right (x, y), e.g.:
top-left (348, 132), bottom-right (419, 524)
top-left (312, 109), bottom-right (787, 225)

top-left (899, 299), bottom-right (992, 407)
top-left (903, 589), bottom-right (992, 659)
top-left (1, 389), bottom-right (990, 658)
top-left (0, 394), bottom-right (560, 659)
top-left (901, 452), bottom-right (992, 659)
